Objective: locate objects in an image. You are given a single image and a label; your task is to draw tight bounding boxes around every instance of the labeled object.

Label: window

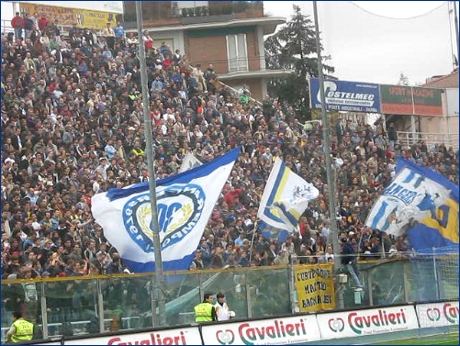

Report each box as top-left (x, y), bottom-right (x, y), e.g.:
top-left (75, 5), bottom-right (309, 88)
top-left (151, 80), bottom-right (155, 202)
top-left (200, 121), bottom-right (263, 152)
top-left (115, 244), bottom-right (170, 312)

top-left (226, 34), bottom-right (248, 73)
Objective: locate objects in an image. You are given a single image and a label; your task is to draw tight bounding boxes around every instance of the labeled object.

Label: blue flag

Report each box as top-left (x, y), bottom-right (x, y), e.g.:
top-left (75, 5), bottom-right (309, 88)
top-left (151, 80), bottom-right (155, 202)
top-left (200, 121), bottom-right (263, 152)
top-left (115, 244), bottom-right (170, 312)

top-left (365, 157), bottom-right (458, 251)
top-left (397, 159), bottom-right (459, 252)
top-left (91, 148), bottom-right (240, 273)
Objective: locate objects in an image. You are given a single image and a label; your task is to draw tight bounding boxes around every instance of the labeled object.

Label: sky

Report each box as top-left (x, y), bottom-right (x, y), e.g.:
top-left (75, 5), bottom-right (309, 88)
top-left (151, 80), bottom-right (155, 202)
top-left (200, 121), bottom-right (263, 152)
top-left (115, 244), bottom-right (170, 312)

top-left (1, 1), bottom-right (457, 86)
top-left (264, 1), bottom-right (458, 85)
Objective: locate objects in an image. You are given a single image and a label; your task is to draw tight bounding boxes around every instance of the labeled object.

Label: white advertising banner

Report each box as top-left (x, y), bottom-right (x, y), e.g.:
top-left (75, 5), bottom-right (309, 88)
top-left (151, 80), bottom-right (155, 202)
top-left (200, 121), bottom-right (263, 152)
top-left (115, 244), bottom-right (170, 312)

top-left (317, 305), bottom-right (419, 339)
top-left (201, 315), bottom-right (321, 345)
top-left (417, 301), bottom-right (459, 328)
top-left (64, 327), bottom-right (203, 345)
top-left (446, 88), bottom-right (459, 117)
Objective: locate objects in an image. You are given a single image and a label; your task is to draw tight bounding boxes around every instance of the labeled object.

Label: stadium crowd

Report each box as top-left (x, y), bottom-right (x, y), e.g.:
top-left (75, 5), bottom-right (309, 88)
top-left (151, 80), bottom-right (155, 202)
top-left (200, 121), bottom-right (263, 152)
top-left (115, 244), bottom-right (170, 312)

top-left (1, 16), bottom-right (459, 325)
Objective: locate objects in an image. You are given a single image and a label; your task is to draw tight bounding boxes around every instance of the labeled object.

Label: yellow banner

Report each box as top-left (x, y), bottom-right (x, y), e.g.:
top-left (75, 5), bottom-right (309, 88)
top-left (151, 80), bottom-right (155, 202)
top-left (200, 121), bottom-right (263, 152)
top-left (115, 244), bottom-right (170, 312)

top-left (77, 9), bottom-right (117, 30)
top-left (19, 3), bottom-right (117, 30)
top-left (294, 263), bottom-right (336, 313)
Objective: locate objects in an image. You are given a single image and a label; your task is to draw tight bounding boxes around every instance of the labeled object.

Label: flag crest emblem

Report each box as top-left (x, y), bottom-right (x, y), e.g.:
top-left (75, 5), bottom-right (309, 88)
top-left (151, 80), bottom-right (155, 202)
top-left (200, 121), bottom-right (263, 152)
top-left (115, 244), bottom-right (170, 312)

top-left (122, 184), bottom-right (205, 253)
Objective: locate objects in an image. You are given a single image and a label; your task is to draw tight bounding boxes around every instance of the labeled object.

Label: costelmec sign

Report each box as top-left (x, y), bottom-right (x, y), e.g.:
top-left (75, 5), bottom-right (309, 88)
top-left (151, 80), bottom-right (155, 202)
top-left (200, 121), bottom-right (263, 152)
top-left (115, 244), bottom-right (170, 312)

top-left (63, 327), bottom-right (202, 345)
top-left (416, 301), bottom-right (459, 328)
top-left (201, 315), bottom-right (321, 345)
top-left (316, 305), bottom-right (419, 339)
top-left (310, 78), bottom-right (381, 113)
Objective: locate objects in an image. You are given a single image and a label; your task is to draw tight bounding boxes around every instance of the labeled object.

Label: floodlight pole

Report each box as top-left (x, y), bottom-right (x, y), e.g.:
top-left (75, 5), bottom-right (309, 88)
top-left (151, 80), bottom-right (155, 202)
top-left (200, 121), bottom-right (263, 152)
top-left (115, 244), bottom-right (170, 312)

top-left (312, 1), bottom-right (344, 309)
top-left (135, 1), bottom-right (167, 327)
top-left (454, 1), bottom-right (459, 63)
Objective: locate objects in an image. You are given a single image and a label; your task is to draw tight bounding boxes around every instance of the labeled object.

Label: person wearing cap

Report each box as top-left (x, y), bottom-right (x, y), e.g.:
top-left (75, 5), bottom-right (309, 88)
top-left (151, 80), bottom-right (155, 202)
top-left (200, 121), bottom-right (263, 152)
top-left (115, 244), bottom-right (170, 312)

top-left (194, 293), bottom-right (217, 323)
top-left (214, 292), bottom-right (235, 321)
top-left (6, 311), bottom-right (34, 343)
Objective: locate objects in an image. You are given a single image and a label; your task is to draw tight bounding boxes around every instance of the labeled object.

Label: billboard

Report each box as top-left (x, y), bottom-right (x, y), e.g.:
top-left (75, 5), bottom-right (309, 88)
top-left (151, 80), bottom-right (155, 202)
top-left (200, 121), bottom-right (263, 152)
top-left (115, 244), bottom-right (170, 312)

top-left (19, 2), bottom-right (117, 29)
top-left (380, 85), bottom-right (443, 116)
top-left (64, 327), bottom-right (203, 345)
top-left (316, 305), bottom-right (419, 339)
top-left (201, 315), bottom-right (321, 345)
top-left (416, 301), bottom-right (459, 328)
top-left (310, 78), bottom-right (381, 113)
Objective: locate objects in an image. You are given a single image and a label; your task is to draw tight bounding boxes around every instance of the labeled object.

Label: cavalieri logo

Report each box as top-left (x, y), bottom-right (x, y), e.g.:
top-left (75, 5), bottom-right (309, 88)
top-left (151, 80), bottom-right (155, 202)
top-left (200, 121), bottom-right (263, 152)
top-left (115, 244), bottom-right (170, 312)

top-left (348, 309), bottom-right (407, 335)
top-left (222, 318), bottom-right (308, 345)
top-left (216, 330), bottom-right (235, 345)
top-left (443, 303), bottom-right (459, 324)
top-left (328, 318), bottom-right (345, 332)
top-left (426, 308), bottom-right (441, 321)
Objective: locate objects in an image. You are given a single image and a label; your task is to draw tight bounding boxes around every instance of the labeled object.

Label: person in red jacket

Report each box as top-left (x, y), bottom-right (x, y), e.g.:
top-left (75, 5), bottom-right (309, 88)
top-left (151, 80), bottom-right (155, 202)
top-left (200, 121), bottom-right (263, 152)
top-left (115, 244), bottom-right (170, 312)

top-left (11, 12), bottom-right (24, 41)
top-left (38, 15), bottom-right (48, 32)
top-left (223, 186), bottom-right (243, 208)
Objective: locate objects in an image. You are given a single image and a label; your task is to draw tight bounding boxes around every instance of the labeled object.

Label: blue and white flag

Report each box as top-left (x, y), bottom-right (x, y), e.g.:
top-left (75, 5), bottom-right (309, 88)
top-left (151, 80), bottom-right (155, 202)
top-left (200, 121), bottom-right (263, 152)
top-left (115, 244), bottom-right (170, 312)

top-left (396, 159), bottom-right (459, 252)
top-left (91, 148), bottom-right (240, 273)
top-left (365, 157), bottom-right (452, 239)
top-left (257, 158), bottom-right (319, 242)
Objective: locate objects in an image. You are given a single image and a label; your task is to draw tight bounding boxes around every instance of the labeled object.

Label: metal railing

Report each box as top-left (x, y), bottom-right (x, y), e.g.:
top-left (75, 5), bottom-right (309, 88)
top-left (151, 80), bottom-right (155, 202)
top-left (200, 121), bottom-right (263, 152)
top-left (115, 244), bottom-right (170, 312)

top-left (397, 131), bottom-right (459, 150)
top-left (1, 249), bottom-right (457, 342)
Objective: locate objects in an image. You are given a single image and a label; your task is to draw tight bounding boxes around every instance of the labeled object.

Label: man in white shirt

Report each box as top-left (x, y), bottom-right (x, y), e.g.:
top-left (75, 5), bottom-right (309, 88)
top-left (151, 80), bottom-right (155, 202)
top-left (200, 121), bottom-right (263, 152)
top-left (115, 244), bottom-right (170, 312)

top-left (214, 293), bottom-right (234, 321)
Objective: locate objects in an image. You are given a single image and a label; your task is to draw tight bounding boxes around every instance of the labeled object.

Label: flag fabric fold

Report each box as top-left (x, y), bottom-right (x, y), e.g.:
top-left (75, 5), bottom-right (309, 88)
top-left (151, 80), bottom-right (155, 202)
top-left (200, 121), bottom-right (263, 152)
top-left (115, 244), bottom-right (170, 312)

top-left (91, 147), bottom-right (240, 273)
top-left (178, 151), bottom-right (203, 173)
top-left (365, 157), bottom-right (457, 250)
top-left (257, 158), bottom-right (319, 242)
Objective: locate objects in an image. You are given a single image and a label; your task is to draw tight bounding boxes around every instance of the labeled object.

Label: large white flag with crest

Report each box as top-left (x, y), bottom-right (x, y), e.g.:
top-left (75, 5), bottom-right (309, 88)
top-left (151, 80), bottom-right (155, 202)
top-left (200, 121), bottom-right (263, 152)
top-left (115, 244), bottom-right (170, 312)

top-left (91, 148), bottom-right (240, 272)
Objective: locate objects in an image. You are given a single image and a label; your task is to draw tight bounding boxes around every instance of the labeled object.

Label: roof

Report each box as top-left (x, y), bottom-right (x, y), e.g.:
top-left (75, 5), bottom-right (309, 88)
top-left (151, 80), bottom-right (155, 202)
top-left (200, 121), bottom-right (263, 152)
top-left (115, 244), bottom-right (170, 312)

top-left (218, 69), bottom-right (294, 81)
top-left (126, 17), bottom-right (286, 35)
top-left (422, 69), bottom-right (459, 88)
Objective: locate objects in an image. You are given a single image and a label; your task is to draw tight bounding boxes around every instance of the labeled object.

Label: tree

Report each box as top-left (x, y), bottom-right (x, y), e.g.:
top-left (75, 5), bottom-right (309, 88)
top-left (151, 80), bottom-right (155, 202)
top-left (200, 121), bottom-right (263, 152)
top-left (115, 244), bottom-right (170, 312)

top-left (264, 4), bottom-right (335, 122)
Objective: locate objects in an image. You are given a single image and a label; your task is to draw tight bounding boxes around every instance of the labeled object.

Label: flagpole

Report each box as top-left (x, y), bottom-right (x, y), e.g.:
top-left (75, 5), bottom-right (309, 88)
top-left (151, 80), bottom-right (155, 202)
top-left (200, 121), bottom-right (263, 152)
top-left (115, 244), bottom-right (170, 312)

top-left (135, 1), bottom-right (166, 327)
top-left (248, 221), bottom-right (258, 263)
top-left (312, 1), bottom-right (343, 309)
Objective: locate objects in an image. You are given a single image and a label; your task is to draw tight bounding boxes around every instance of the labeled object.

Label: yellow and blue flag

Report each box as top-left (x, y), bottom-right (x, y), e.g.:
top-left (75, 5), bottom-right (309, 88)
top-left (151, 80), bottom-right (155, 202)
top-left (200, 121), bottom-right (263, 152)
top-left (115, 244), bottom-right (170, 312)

top-left (398, 159), bottom-right (458, 252)
top-left (257, 158), bottom-right (319, 242)
top-left (365, 157), bottom-right (458, 251)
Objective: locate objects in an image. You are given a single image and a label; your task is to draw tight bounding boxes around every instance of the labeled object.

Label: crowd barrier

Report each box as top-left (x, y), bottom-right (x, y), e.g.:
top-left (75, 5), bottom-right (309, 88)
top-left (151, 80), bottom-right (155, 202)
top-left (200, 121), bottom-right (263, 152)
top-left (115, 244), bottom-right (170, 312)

top-left (25, 299), bottom-right (458, 345)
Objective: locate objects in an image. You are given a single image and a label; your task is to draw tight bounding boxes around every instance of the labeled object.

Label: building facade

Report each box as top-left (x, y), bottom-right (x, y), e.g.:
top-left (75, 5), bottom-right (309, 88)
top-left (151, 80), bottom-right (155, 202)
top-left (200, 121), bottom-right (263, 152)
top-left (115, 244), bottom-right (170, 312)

top-left (124, 1), bottom-right (292, 100)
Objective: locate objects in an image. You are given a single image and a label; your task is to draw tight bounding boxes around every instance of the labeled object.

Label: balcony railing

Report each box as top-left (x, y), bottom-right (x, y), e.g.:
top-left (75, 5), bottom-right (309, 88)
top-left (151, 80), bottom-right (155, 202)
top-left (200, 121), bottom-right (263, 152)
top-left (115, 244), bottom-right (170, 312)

top-left (397, 131), bottom-right (459, 151)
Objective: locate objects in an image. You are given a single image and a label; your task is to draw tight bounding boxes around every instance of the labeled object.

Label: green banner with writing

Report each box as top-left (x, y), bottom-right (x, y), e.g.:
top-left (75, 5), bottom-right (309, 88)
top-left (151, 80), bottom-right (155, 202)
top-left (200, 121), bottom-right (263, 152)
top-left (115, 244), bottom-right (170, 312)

top-left (380, 84), bottom-right (443, 116)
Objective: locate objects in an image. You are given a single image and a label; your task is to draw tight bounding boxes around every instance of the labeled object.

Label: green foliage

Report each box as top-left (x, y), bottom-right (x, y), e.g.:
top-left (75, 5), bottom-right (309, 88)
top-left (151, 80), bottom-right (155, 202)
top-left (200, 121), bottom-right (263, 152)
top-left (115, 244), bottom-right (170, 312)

top-left (264, 4), bottom-right (335, 122)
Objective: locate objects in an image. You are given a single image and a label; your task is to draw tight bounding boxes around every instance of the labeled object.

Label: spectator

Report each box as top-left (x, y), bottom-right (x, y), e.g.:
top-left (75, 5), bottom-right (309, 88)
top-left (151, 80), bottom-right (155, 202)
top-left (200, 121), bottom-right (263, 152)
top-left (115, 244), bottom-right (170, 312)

top-left (1, 7), bottom-right (458, 307)
top-left (103, 22), bottom-right (116, 50)
top-left (113, 21), bottom-right (125, 43)
top-left (24, 13), bottom-right (34, 39)
top-left (11, 12), bottom-right (24, 41)
top-left (143, 30), bottom-right (154, 51)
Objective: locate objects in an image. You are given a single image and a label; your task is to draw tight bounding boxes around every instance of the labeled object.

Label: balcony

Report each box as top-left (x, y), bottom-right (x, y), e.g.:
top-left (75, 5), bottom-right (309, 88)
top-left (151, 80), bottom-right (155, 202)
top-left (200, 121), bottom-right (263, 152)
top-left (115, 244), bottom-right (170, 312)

top-left (123, 1), bottom-right (264, 29)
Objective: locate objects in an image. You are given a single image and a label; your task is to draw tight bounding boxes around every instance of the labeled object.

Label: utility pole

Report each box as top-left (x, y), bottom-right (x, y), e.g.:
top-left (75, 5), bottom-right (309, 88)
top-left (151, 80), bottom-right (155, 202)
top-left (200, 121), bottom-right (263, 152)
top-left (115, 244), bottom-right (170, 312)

top-left (312, 1), bottom-right (343, 309)
top-left (135, 1), bottom-right (167, 327)
top-left (454, 1), bottom-right (459, 64)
